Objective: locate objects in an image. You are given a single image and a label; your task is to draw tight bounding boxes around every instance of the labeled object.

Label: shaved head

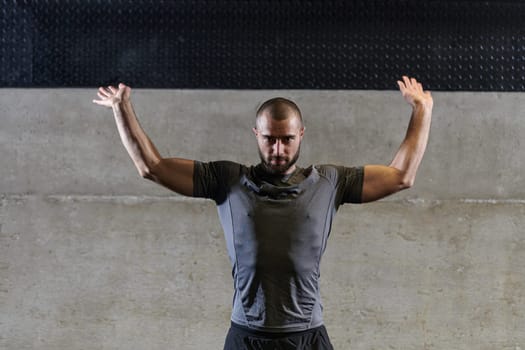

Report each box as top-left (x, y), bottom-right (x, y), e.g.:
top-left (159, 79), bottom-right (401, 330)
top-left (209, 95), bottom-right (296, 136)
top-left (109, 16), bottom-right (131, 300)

top-left (255, 97), bottom-right (304, 129)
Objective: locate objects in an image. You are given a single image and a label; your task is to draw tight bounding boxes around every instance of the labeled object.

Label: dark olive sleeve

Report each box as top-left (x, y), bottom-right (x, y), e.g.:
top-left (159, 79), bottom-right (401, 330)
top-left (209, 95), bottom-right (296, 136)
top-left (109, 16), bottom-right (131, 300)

top-left (193, 160), bottom-right (244, 202)
top-left (339, 166), bottom-right (364, 204)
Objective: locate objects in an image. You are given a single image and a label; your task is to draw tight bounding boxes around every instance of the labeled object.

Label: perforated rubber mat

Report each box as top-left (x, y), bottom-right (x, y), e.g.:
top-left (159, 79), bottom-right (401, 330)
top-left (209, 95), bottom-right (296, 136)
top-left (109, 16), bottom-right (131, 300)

top-left (1, 0), bottom-right (524, 90)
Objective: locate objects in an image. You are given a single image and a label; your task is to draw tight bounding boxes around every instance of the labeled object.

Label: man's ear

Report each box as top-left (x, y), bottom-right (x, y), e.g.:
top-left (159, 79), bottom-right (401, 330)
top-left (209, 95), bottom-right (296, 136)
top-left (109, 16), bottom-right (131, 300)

top-left (252, 127), bottom-right (259, 136)
top-left (300, 127), bottom-right (305, 137)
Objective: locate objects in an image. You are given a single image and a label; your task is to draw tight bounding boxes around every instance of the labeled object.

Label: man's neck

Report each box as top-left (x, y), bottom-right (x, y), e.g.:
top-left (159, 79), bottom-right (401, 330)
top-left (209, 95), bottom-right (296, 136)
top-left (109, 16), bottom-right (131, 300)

top-left (255, 163), bottom-right (305, 186)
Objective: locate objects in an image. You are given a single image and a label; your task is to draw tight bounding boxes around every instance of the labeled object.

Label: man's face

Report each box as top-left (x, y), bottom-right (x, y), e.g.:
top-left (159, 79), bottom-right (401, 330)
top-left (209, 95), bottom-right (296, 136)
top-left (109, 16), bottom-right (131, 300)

top-left (253, 112), bottom-right (305, 175)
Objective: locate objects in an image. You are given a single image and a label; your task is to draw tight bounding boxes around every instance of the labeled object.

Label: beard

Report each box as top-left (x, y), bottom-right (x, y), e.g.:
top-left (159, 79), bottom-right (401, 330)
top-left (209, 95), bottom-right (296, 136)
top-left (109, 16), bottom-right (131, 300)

top-left (258, 146), bottom-right (301, 175)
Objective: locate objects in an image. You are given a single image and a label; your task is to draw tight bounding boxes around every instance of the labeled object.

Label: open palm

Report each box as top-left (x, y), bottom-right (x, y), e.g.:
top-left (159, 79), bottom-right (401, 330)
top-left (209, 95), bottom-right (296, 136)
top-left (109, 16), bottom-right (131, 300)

top-left (93, 83), bottom-right (131, 108)
top-left (397, 76), bottom-right (433, 109)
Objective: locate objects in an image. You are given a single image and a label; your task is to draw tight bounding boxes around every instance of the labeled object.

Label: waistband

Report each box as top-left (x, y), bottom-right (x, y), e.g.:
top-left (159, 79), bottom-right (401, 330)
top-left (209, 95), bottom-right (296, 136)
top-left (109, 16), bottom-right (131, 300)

top-left (230, 321), bottom-right (326, 339)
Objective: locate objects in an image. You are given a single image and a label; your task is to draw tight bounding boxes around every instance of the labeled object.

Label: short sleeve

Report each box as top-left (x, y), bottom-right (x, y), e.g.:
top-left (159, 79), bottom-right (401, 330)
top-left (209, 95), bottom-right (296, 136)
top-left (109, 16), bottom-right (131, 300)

top-left (339, 166), bottom-right (364, 204)
top-left (193, 160), bottom-right (243, 203)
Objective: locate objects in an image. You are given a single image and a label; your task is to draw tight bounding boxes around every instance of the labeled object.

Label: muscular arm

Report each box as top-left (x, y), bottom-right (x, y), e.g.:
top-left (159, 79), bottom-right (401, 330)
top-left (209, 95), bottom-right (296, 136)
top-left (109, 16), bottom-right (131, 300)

top-left (93, 84), bottom-right (194, 196)
top-left (361, 76), bottom-right (433, 203)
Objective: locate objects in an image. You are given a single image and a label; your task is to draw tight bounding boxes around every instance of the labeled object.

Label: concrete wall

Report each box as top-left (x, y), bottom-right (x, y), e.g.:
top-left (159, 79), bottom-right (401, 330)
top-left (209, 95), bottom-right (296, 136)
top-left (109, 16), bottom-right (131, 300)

top-left (1, 88), bottom-right (524, 349)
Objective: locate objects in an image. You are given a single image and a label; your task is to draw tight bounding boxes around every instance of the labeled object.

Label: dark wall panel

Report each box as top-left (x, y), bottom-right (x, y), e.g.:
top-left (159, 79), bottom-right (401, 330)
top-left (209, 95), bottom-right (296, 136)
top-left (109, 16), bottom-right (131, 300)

top-left (1, 0), bottom-right (524, 90)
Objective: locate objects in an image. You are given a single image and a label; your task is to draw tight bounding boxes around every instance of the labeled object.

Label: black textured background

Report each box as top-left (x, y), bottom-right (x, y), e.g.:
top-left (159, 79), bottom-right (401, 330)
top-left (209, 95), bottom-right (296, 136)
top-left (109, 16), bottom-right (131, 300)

top-left (1, 0), bottom-right (525, 90)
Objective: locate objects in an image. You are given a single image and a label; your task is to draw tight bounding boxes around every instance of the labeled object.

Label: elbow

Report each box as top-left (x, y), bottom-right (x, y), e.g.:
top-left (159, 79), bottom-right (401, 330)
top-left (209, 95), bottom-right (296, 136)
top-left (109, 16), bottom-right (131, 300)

top-left (401, 180), bottom-right (414, 190)
top-left (139, 168), bottom-right (153, 180)
top-left (400, 175), bottom-right (415, 190)
top-left (138, 158), bottom-right (162, 180)
top-left (138, 163), bottom-right (157, 181)
top-left (395, 168), bottom-right (415, 190)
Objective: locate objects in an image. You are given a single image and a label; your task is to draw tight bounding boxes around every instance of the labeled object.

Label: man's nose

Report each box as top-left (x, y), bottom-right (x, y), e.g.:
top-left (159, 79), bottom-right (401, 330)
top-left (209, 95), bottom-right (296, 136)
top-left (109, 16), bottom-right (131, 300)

top-left (273, 139), bottom-right (284, 156)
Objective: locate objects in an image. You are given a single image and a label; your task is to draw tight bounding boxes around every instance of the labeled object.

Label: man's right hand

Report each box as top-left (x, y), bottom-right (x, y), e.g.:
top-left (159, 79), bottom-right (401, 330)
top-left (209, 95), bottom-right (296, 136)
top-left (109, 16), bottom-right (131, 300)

top-left (93, 83), bottom-right (131, 108)
top-left (397, 76), bottom-right (433, 110)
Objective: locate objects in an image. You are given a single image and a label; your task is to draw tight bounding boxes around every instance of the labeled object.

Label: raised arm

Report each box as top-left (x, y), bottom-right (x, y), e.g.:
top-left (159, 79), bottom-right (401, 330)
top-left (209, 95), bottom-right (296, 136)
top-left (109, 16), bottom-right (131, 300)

top-left (93, 83), bottom-right (194, 196)
top-left (361, 76), bottom-right (433, 203)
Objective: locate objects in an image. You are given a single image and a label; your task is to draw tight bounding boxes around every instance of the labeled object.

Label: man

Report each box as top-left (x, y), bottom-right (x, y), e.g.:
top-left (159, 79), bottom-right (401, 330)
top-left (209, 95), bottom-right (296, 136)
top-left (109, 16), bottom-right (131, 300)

top-left (93, 76), bottom-right (433, 349)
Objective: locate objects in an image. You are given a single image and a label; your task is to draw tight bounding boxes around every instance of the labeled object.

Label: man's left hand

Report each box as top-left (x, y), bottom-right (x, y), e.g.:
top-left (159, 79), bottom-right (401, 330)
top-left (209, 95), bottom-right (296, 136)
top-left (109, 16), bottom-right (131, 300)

top-left (397, 76), bottom-right (433, 110)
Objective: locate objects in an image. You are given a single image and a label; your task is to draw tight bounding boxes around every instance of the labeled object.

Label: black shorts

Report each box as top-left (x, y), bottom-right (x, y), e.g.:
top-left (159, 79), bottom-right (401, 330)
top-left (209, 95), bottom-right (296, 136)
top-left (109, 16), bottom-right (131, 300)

top-left (223, 322), bottom-right (334, 350)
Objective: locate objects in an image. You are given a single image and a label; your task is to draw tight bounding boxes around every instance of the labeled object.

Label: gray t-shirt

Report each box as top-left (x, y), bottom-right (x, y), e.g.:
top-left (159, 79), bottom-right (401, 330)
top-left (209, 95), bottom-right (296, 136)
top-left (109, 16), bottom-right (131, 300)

top-left (193, 161), bottom-right (363, 332)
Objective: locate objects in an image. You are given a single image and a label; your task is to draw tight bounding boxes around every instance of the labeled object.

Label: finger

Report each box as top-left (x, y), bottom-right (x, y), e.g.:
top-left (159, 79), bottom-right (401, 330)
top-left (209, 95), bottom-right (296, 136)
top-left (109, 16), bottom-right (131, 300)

top-left (98, 87), bottom-right (111, 96)
top-left (93, 99), bottom-right (105, 105)
top-left (403, 76), bottom-right (411, 87)
top-left (410, 77), bottom-right (417, 86)
top-left (397, 80), bottom-right (406, 91)
top-left (109, 86), bottom-right (117, 93)
top-left (97, 92), bottom-right (107, 99)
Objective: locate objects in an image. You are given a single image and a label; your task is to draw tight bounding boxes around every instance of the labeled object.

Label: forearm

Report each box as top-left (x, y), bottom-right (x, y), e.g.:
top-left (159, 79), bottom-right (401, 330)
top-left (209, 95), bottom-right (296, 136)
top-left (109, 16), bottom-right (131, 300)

top-left (112, 100), bottom-right (162, 177)
top-left (389, 102), bottom-right (432, 186)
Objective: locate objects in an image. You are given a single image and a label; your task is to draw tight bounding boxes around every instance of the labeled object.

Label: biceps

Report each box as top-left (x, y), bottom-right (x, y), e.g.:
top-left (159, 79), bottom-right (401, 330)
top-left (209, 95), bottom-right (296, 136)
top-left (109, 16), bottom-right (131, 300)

top-left (361, 165), bottom-right (408, 203)
top-left (148, 158), bottom-right (195, 196)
